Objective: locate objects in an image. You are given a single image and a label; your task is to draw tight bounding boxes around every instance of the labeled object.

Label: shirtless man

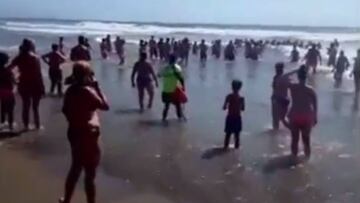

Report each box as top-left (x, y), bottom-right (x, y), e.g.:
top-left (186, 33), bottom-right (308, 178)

top-left (105, 34), bottom-right (112, 52)
top-left (70, 36), bottom-right (91, 62)
top-left (271, 63), bottom-right (298, 130)
top-left (199, 39), bottom-right (208, 63)
top-left (304, 44), bottom-right (322, 73)
top-left (192, 41), bottom-right (198, 55)
top-left (131, 52), bottom-right (158, 111)
top-left (164, 38), bottom-right (171, 61)
top-left (100, 39), bottom-right (108, 59)
top-left (114, 36), bottom-right (125, 65)
top-left (333, 50), bottom-right (350, 87)
top-left (290, 45), bottom-right (300, 63)
top-left (351, 49), bottom-right (360, 96)
top-left (286, 65), bottom-right (318, 159)
top-left (158, 38), bottom-right (165, 60)
top-left (224, 41), bottom-right (235, 61)
top-left (42, 44), bottom-right (67, 96)
top-left (149, 36), bottom-right (158, 60)
top-left (139, 40), bottom-right (147, 55)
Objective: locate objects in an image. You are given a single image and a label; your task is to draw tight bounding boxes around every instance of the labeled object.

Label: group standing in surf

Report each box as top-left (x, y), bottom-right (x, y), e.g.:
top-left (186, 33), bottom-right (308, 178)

top-left (0, 34), bottom-right (359, 203)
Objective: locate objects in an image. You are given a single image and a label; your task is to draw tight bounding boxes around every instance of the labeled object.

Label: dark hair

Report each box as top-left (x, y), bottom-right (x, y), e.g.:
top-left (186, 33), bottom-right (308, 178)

top-left (0, 52), bottom-right (9, 67)
top-left (20, 38), bottom-right (35, 54)
top-left (78, 35), bottom-right (85, 45)
top-left (72, 61), bottom-right (94, 84)
top-left (232, 80), bottom-right (243, 91)
top-left (275, 62), bottom-right (284, 71)
top-left (52, 43), bottom-right (59, 51)
top-left (140, 52), bottom-right (147, 60)
top-left (298, 65), bottom-right (307, 81)
top-left (169, 54), bottom-right (177, 64)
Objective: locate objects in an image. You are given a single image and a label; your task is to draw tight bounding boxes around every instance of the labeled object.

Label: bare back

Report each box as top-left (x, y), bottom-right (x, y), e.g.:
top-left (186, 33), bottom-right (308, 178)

top-left (289, 84), bottom-right (316, 116)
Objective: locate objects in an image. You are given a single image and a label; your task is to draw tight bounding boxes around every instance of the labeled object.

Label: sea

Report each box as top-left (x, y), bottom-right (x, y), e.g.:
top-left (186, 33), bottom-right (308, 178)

top-left (0, 18), bottom-right (359, 60)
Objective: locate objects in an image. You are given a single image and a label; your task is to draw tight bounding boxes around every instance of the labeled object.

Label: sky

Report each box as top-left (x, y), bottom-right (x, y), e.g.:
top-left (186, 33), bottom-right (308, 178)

top-left (0, 0), bottom-right (359, 27)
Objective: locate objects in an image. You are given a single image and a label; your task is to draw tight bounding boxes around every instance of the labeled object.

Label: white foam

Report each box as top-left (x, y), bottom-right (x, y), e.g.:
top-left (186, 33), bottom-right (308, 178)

top-left (1, 21), bottom-right (360, 42)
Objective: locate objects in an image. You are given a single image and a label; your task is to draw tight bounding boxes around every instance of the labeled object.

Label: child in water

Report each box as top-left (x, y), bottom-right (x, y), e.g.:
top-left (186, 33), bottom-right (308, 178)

top-left (223, 80), bottom-right (245, 149)
top-left (0, 52), bottom-right (16, 130)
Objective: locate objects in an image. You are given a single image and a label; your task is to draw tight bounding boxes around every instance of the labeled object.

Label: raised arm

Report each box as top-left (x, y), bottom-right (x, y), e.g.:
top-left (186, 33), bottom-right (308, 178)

top-left (131, 63), bottom-right (138, 87)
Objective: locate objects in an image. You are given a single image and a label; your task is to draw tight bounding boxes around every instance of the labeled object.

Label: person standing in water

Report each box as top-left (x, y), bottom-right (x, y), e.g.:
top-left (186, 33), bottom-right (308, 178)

top-left (192, 41), bottom-right (198, 55)
top-left (286, 65), bottom-right (318, 159)
top-left (114, 36), bottom-right (125, 65)
top-left (159, 54), bottom-right (185, 122)
top-left (59, 36), bottom-right (65, 55)
top-left (333, 50), bottom-right (350, 87)
top-left (351, 49), bottom-right (360, 96)
top-left (224, 41), bottom-right (235, 61)
top-left (0, 52), bottom-right (16, 131)
top-left (42, 44), bottom-right (67, 96)
top-left (199, 39), bottom-right (208, 63)
top-left (271, 63), bottom-right (298, 130)
top-left (131, 52), bottom-right (159, 111)
top-left (149, 36), bottom-right (158, 60)
top-left (290, 45), bottom-right (300, 63)
top-left (223, 80), bottom-right (245, 149)
top-left (8, 39), bottom-right (45, 130)
top-left (70, 36), bottom-right (91, 62)
top-left (99, 39), bottom-right (108, 59)
top-left (304, 44), bottom-right (322, 73)
top-left (60, 62), bottom-right (109, 203)
top-left (327, 43), bottom-right (337, 67)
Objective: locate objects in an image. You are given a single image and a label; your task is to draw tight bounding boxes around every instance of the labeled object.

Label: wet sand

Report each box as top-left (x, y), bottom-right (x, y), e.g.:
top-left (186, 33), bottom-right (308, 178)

top-left (1, 44), bottom-right (360, 203)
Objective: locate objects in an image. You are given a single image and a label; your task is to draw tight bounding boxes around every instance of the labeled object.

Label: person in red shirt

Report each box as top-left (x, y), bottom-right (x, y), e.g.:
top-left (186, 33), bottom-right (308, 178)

top-left (70, 36), bottom-right (91, 62)
top-left (42, 44), bottom-right (66, 96)
top-left (0, 52), bottom-right (16, 130)
top-left (223, 80), bottom-right (245, 149)
top-left (60, 61), bottom-right (109, 203)
top-left (8, 39), bottom-right (45, 130)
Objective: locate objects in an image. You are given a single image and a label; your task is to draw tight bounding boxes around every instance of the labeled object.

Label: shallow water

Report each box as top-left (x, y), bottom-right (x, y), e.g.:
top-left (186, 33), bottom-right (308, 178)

top-left (0, 39), bottom-right (360, 203)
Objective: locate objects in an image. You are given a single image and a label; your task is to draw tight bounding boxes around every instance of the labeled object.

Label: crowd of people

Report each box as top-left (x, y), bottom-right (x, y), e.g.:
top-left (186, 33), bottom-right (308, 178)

top-left (0, 34), bottom-right (359, 203)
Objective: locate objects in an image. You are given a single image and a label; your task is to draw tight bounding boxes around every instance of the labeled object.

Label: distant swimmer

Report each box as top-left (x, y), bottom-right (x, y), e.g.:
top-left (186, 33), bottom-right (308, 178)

top-left (60, 62), bottom-right (109, 203)
top-left (42, 44), bottom-right (66, 96)
top-left (351, 49), bottom-right (360, 96)
top-left (327, 43), bottom-right (337, 67)
top-left (304, 44), bottom-right (322, 73)
top-left (224, 41), bottom-right (235, 61)
top-left (8, 39), bottom-right (45, 130)
top-left (290, 45), bottom-right (300, 63)
top-left (59, 36), bottom-right (65, 55)
top-left (70, 35), bottom-right (91, 62)
top-left (223, 80), bottom-right (245, 149)
top-left (192, 41), bottom-right (198, 55)
top-left (131, 52), bottom-right (159, 111)
top-left (333, 50), bottom-right (350, 87)
top-left (286, 66), bottom-right (318, 159)
top-left (149, 36), bottom-right (158, 60)
top-left (114, 36), bottom-right (125, 65)
top-left (199, 39), bottom-right (208, 63)
top-left (100, 38), bottom-right (108, 59)
top-left (0, 52), bottom-right (16, 131)
top-left (271, 63), bottom-right (298, 130)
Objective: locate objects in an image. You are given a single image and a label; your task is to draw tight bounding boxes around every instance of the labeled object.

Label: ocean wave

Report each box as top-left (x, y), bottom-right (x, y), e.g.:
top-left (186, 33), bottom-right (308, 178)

top-left (1, 21), bottom-right (360, 42)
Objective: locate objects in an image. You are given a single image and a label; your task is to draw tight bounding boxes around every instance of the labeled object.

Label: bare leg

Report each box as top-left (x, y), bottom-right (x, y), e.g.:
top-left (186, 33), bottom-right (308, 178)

top-left (224, 133), bottom-right (231, 149)
top-left (21, 95), bottom-right (31, 129)
top-left (32, 96), bottom-right (41, 129)
top-left (234, 133), bottom-right (240, 149)
top-left (174, 102), bottom-right (183, 120)
top-left (146, 85), bottom-right (154, 109)
top-left (301, 127), bottom-right (312, 159)
top-left (62, 162), bottom-right (82, 203)
top-left (84, 166), bottom-right (97, 203)
top-left (271, 101), bottom-right (280, 130)
top-left (290, 126), bottom-right (300, 157)
top-left (137, 86), bottom-right (145, 111)
top-left (0, 100), bottom-right (5, 124)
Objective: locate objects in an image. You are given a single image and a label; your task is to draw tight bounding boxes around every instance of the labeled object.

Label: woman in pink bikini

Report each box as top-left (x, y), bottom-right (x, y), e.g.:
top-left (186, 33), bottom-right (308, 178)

top-left (287, 65), bottom-right (318, 159)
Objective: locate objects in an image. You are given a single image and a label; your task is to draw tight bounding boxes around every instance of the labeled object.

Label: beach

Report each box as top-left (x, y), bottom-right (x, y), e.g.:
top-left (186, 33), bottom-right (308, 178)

top-left (1, 19), bottom-right (360, 203)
